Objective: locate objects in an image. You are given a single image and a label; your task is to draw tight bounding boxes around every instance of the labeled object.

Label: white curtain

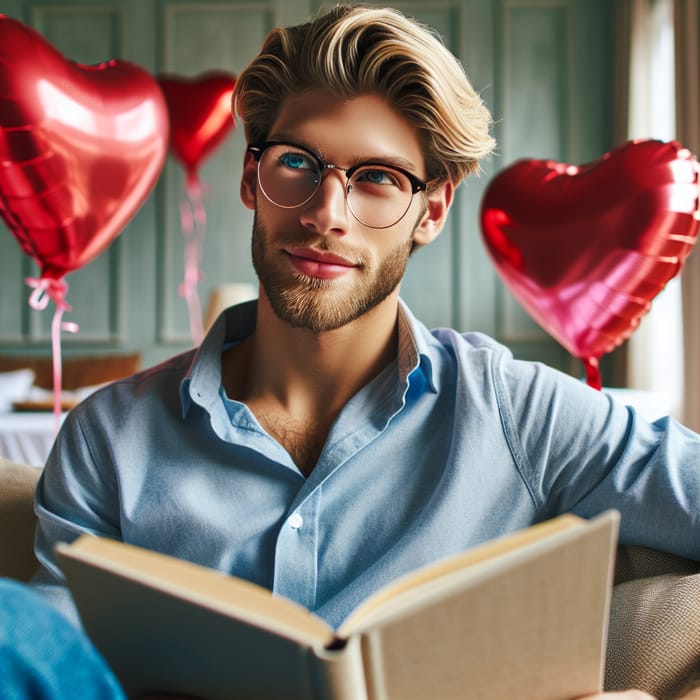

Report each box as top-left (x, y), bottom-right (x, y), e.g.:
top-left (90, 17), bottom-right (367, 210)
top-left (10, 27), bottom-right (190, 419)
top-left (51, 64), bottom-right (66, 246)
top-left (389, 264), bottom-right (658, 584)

top-left (675, 0), bottom-right (700, 431)
top-left (624, 0), bottom-right (684, 419)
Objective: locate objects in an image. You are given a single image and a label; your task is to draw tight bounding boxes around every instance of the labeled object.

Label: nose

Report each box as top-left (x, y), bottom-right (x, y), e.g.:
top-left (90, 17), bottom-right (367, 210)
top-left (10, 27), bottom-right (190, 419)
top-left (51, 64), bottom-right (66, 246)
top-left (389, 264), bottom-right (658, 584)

top-left (298, 167), bottom-right (351, 235)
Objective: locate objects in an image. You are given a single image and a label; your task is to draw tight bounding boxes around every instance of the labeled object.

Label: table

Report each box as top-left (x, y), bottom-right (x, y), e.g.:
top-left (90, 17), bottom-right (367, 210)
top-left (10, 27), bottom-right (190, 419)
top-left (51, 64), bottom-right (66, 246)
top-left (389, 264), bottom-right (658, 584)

top-left (0, 411), bottom-right (66, 467)
top-left (603, 388), bottom-right (675, 422)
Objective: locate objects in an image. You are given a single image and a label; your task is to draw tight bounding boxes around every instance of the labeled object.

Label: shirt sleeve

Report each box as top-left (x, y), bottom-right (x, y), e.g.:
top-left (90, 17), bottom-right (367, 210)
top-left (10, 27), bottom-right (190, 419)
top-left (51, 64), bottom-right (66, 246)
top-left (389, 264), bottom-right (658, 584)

top-left (30, 401), bottom-right (122, 626)
top-left (494, 353), bottom-right (700, 561)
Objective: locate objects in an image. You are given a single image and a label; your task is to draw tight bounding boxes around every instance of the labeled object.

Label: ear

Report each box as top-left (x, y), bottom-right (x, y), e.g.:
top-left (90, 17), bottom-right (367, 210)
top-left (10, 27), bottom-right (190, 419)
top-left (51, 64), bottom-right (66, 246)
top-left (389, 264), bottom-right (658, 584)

top-left (412, 180), bottom-right (455, 247)
top-left (240, 150), bottom-right (257, 210)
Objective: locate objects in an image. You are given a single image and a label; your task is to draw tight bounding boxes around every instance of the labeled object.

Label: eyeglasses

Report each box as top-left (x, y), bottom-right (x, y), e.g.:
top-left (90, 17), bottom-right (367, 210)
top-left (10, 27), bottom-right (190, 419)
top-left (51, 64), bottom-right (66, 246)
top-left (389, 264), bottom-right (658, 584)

top-left (247, 141), bottom-right (430, 229)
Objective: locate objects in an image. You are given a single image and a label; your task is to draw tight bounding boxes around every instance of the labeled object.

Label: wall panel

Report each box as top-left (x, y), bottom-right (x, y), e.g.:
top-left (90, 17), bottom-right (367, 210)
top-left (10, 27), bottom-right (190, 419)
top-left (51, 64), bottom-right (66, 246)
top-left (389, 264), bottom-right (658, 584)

top-left (157, 2), bottom-right (275, 343)
top-left (498, 1), bottom-right (571, 357)
top-left (392, 2), bottom-right (463, 329)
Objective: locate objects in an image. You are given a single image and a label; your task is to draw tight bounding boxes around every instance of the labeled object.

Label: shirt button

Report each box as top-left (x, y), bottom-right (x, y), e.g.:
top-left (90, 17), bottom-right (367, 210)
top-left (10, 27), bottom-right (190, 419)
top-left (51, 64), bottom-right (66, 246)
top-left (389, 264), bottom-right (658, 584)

top-left (289, 512), bottom-right (304, 530)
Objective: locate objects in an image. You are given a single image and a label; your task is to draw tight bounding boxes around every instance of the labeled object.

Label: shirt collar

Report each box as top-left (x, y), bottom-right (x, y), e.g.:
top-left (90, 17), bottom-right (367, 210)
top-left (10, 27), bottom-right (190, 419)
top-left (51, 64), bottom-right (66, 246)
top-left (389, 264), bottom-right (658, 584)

top-left (396, 298), bottom-right (439, 394)
top-left (180, 300), bottom-right (257, 417)
top-left (180, 297), bottom-right (438, 417)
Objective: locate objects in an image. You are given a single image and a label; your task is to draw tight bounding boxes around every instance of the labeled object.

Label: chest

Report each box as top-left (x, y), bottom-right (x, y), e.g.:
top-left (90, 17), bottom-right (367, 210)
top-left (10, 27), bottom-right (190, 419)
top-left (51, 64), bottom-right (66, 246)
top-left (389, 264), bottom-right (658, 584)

top-left (120, 432), bottom-right (535, 627)
top-left (253, 408), bottom-right (332, 476)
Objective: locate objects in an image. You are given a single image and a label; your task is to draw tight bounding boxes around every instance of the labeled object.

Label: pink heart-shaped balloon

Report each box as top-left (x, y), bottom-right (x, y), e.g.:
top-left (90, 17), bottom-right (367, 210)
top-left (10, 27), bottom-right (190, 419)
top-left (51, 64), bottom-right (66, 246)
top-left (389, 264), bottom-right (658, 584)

top-left (480, 139), bottom-right (700, 388)
top-left (158, 71), bottom-right (236, 180)
top-left (0, 15), bottom-right (169, 280)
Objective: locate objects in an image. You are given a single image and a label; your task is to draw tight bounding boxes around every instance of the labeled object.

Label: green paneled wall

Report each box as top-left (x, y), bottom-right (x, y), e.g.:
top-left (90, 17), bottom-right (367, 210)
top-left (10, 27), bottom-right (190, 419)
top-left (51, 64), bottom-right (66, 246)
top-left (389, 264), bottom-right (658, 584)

top-left (0, 0), bottom-right (616, 377)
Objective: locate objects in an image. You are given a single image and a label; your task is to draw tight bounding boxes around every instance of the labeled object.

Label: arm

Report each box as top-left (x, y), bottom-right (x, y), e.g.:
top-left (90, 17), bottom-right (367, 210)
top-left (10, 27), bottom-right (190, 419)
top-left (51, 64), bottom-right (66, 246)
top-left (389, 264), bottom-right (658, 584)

top-left (30, 398), bottom-right (123, 624)
top-left (580, 694), bottom-right (656, 699)
top-left (498, 355), bottom-right (700, 560)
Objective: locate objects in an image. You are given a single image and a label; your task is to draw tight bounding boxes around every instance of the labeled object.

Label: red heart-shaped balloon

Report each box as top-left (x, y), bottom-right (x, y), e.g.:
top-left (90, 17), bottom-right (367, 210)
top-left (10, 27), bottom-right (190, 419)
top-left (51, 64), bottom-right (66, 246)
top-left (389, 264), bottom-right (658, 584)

top-left (0, 15), bottom-right (169, 280)
top-left (480, 139), bottom-right (700, 388)
top-left (158, 71), bottom-right (236, 180)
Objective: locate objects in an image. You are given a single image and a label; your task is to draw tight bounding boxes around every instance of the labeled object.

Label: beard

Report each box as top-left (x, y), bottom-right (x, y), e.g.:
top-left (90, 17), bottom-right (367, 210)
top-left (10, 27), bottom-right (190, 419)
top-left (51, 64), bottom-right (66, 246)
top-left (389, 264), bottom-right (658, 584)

top-left (251, 214), bottom-right (414, 332)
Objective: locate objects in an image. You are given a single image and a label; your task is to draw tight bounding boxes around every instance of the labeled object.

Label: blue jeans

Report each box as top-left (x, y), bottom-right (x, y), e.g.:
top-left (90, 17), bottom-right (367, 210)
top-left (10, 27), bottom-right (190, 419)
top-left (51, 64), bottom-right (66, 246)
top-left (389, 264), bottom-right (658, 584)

top-left (0, 579), bottom-right (125, 699)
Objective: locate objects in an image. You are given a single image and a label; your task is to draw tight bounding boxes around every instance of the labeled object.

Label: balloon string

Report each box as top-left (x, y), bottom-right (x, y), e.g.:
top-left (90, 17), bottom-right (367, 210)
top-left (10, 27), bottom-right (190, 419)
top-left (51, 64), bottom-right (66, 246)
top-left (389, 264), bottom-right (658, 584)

top-left (583, 357), bottom-right (602, 391)
top-left (178, 176), bottom-right (207, 345)
top-left (25, 277), bottom-right (80, 434)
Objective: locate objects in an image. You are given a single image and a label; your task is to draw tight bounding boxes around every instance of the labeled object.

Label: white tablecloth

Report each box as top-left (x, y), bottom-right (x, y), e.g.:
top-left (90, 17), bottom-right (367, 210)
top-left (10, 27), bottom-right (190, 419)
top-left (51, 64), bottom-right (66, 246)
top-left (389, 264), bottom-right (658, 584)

top-left (604, 388), bottom-right (674, 422)
top-left (0, 412), bottom-right (66, 467)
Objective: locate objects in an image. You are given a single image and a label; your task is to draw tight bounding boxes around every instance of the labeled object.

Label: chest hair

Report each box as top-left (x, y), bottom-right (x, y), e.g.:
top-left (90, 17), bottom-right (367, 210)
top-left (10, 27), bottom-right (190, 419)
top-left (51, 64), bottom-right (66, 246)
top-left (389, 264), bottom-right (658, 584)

top-left (255, 410), bottom-right (331, 477)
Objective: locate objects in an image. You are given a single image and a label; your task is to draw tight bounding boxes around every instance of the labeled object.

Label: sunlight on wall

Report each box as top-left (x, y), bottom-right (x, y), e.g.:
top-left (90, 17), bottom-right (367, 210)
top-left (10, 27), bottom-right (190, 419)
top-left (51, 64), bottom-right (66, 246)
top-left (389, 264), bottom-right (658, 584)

top-left (626, 0), bottom-right (683, 418)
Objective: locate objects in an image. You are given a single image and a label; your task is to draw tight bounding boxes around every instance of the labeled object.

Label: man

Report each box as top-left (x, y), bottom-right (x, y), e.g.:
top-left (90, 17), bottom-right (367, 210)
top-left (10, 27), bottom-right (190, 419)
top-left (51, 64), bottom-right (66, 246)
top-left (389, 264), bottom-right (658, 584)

top-left (4, 3), bottom-right (700, 698)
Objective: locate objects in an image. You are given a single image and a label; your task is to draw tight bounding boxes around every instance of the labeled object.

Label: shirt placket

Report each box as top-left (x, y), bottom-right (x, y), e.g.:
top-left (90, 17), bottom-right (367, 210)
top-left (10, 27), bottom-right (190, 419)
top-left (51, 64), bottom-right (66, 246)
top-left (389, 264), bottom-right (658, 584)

top-left (271, 487), bottom-right (320, 610)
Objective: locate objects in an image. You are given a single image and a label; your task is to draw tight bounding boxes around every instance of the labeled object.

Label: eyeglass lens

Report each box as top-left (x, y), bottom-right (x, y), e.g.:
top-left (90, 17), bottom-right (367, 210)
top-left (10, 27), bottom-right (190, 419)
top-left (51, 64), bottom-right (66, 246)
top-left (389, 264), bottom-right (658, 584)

top-left (257, 143), bottom-right (416, 228)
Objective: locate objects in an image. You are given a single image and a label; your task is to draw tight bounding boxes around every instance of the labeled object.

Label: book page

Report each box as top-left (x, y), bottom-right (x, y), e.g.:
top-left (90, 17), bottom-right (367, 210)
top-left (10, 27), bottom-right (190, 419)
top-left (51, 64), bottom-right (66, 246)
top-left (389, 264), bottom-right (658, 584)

top-left (57, 536), bottom-right (334, 646)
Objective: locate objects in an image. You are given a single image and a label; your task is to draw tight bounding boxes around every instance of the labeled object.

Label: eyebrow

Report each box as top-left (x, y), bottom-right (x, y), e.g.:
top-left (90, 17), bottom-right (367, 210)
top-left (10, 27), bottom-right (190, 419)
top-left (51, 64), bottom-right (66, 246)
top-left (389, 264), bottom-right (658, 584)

top-left (266, 135), bottom-right (423, 175)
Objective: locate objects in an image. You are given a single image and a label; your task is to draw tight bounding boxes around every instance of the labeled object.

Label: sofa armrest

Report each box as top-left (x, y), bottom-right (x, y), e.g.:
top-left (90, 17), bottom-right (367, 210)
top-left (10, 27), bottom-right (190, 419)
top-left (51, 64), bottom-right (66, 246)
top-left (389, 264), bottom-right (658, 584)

top-left (0, 457), bottom-right (40, 582)
top-left (606, 544), bottom-right (700, 699)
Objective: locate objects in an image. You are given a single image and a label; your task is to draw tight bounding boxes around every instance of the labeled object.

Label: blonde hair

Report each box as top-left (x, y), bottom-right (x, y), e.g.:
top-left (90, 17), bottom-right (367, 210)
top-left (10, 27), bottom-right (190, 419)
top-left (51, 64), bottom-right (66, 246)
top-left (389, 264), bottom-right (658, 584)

top-left (232, 3), bottom-right (496, 184)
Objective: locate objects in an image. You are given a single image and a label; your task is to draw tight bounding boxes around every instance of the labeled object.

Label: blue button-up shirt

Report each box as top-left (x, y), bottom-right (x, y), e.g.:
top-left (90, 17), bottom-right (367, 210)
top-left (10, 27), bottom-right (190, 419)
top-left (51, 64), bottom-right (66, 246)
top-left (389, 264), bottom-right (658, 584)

top-left (33, 299), bottom-right (700, 627)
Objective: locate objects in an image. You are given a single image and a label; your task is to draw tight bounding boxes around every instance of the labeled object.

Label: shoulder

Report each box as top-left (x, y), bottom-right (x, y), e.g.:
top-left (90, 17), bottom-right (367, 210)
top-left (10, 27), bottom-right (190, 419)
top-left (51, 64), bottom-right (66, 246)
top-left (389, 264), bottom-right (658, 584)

top-left (423, 325), bottom-right (517, 381)
top-left (425, 325), bottom-right (606, 415)
top-left (400, 301), bottom-right (602, 403)
top-left (430, 327), bottom-right (512, 356)
top-left (429, 326), bottom-right (579, 386)
top-left (401, 301), bottom-right (512, 364)
top-left (69, 349), bottom-right (197, 423)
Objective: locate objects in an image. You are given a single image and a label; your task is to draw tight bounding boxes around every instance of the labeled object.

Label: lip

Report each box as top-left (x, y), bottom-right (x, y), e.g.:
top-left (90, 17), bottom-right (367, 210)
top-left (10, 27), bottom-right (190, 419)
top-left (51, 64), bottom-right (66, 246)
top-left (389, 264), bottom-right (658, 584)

top-left (284, 246), bottom-right (358, 279)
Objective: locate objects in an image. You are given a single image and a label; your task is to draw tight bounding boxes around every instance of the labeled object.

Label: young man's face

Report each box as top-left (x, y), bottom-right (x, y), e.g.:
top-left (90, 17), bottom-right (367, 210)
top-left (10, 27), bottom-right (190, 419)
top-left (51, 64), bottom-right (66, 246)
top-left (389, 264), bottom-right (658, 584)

top-left (240, 90), bottom-right (450, 332)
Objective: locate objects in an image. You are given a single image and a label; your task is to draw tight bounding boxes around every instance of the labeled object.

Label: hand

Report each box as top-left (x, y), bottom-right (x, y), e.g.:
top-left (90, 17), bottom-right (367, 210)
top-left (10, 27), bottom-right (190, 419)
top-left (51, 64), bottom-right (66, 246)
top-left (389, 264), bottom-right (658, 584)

top-left (579, 687), bottom-right (700, 699)
top-left (578, 692), bottom-right (656, 699)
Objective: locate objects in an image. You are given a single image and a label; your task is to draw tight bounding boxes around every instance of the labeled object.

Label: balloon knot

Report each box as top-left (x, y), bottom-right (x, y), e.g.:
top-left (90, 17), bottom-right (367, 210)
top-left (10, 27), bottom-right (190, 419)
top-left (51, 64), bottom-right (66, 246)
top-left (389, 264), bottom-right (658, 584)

top-left (25, 276), bottom-right (72, 312)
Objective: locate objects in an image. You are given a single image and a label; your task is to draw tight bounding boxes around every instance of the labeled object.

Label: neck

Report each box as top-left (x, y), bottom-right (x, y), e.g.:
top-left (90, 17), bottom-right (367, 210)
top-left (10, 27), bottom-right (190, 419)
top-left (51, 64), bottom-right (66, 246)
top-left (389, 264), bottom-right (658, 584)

top-left (225, 289), bottom-right (400, 416)
top-left (221, 290), bottom-right (400, 476)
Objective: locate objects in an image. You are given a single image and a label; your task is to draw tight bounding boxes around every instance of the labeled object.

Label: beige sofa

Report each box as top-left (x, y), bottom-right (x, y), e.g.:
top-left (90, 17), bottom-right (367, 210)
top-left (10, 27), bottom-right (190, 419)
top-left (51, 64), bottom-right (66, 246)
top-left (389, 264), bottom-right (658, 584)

top-left (1, 456), bottom-right (698, 698)
top-left (1, 457), bottom-right (41, 581)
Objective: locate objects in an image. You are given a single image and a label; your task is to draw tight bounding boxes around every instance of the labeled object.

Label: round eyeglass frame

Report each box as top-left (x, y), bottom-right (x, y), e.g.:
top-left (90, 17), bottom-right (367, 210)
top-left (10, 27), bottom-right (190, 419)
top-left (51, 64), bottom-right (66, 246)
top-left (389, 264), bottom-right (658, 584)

top-left (247, 140), bottom-right (431, 229)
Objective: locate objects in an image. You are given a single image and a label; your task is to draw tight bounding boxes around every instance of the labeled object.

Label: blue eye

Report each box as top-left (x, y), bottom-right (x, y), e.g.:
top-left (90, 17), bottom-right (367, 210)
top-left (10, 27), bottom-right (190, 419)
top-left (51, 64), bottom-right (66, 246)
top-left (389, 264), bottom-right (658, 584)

top-left (354, 168), bottom-right (402, 188)
top-left (363, 170), bottom-right (387, 184)
top-left (279, 152), bottom-right (313, 170)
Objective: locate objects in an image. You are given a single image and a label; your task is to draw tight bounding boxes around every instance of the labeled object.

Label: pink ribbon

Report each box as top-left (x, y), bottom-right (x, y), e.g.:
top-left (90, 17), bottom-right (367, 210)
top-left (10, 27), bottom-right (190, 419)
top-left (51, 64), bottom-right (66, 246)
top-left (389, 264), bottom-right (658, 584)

top-left (583, 357), bottom-right (602, 392)
top-left (178, 175), bottom-right (207, 345)
top-left (25, 276), bottom-right (79, 433)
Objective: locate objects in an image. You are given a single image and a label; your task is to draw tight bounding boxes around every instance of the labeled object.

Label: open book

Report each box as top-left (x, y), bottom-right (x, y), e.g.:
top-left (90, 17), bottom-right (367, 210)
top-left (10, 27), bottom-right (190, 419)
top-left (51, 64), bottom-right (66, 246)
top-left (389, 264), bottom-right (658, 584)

top-left (56, 510), bottom-right (619, 700)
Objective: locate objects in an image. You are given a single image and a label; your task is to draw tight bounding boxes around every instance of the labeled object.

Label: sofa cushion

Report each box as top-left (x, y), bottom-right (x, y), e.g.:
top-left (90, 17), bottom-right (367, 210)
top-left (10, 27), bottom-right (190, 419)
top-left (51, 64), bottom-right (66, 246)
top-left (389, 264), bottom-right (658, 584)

top-left (606, 545), bottom-right (700, 698)
top-left (0, 457), bottom-right (41, 582)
